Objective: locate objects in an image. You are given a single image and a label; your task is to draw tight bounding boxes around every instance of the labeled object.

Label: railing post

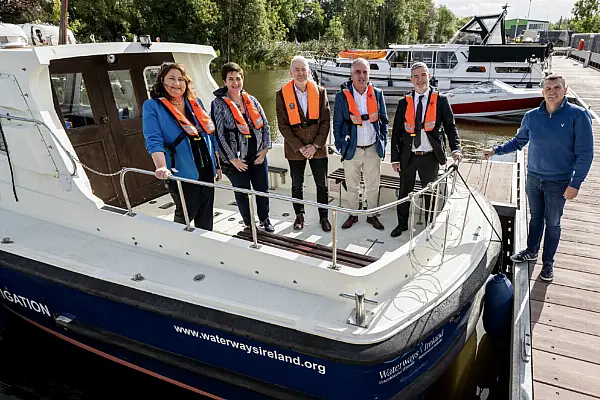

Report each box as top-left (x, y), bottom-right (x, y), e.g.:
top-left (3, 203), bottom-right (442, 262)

top-left (409, 193), bottom-right (416, 251)
top-left (330, 210), bottom-right (338, 270)
top-left (441, 210), bottom-right (450, 263)
top-left (460, 191), bottom-right (472, 243)
top-left (120, 171), bottom-right (134, 217)
top-left (430, 182), bottom-right (442, 228)
top-left (248, 194), bottom-right (260, 249)
top-left (451, 166), bottom-right (457, 195)
top-left (176, 180), bottom-right (194, 232)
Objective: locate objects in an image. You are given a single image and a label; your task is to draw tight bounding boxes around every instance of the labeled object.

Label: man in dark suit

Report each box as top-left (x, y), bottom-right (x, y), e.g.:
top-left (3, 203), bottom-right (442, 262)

top-left (390, 62), bottom-right (462, 237)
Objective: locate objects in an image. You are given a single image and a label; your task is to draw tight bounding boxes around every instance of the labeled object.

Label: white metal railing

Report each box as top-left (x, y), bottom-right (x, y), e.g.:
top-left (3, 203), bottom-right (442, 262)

top-left (1, 113), bottom-right (502, 272)
top-left (120, 166), bottom-right (460, 270)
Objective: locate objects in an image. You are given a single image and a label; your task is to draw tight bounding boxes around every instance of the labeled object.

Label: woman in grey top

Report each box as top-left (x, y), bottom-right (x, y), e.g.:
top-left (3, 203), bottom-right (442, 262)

top-left (211, 62), bottom-right (274, 232)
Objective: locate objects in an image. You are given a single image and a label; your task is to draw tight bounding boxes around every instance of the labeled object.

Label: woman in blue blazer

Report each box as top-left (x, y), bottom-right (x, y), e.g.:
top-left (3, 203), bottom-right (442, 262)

top-left (142, 62), bottom-right (221, 231)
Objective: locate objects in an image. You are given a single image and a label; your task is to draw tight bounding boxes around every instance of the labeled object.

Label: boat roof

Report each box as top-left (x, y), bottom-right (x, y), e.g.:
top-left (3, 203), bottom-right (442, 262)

top-left (0, 42), bottom-right (217, 65)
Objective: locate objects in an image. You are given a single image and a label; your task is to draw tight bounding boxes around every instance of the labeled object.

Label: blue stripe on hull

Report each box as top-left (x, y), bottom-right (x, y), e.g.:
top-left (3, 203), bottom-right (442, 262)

top-left (0, 265), bottom-right (472, 399)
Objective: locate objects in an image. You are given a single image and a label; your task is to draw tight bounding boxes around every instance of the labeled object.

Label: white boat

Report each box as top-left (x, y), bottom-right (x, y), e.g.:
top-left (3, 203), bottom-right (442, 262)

top-left (0, 24), bottom-right (502, 399)
top-left (326, 80), bottom-right (544, 122)
top-left (308, 8), bottom-right (550, 92)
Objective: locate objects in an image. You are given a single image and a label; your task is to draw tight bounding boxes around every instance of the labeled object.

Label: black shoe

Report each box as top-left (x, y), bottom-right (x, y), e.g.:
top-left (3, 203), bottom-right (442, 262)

top-left (366, 216), bottom-right (385, 230)
top-left (391, 224), bottom-right (408, 238)
top-left (320, 217), bottom-right (332, 232)
top-left (342, 215), bottom-right (359, 229)
top-left (261, 219), bottom-right (275, 233)
top-left (293, 214), bottom-right (304, 230)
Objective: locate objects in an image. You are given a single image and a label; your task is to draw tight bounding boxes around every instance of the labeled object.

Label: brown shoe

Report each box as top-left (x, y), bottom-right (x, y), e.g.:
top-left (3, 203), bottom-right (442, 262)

top-left (366, 216), bottom-right (385, 230)
top-left (320, 217), bottom-right (332, 232)
top-left (342, 215), bottom-right (358, 229)
top-left (293, 214), bottom-right (304, 230)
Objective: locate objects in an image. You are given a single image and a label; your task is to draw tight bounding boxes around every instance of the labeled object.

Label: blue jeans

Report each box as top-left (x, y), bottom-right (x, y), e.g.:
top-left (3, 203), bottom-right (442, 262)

top-left (526, 173), bottom-right (570, 264)
top-left (223, 159), bottom-right (270, 225)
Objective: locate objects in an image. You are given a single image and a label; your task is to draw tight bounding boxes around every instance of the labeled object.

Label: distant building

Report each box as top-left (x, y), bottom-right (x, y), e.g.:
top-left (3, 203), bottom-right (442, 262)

top-left (505, 18), bottom-right (550, 40)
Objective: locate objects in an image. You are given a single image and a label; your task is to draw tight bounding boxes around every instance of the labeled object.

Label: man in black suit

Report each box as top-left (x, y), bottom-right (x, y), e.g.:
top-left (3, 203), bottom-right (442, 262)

top-left (390, 62), bottom-right (462, 237)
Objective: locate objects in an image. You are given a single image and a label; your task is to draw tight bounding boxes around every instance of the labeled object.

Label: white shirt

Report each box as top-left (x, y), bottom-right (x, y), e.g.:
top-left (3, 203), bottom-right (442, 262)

top-left (294, 83), bottom-right (308, 117)
top-left (411, 88), bottom-right (434, 153)
top-left (352, 85), bottom-right (377, 147)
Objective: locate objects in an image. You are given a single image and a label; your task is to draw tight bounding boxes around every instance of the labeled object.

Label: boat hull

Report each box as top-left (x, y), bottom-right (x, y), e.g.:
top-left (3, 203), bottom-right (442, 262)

top-left (0, 248), bottom-right (489, 400)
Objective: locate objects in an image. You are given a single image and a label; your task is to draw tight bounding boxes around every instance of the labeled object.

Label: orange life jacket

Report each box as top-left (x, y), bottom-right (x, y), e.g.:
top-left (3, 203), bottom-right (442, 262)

top-left (158, 97), bottom-right (215, 136)
top-left (342, 85), bottom-right (378, 126)
top-left (404, 91), bottom-right (438, 136)
top-left (222, 92), bottom-right (264, 136)
top-left (281, 80), bottom-right (320, 125)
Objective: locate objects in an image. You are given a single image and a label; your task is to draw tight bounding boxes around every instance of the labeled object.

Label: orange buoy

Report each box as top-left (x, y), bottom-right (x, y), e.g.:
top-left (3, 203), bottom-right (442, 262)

top-left (578, 39), bottom-right (585, 51)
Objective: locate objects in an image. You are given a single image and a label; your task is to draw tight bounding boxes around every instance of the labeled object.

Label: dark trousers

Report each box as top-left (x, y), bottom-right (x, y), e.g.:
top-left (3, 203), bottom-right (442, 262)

top-left (288, 157), bottom-right (329, 218)
top-left (167, 167), bottom-right (214, 231)
top-left (526, 173), bottom-right (569, 264)
top-left (223, 160), bottom-right (270, 225)
top-left (396, 152), bottom-right (440, 226)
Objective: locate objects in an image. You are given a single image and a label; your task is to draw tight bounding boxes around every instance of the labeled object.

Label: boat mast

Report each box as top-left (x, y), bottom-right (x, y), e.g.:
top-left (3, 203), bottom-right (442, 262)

top-left (59, 0), bottom-right (68, 44)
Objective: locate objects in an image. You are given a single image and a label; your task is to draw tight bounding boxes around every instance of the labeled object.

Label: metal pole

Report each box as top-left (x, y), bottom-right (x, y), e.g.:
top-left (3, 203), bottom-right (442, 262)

top-left (355, 288), bottom-right (366, 326)
top-left (441, 211), bottom-right (450, 263)
top-left (59, 0), bottom-right (69, 45)
top-left (409, 193), bottom-right (416, 251)
top-left (249, 194), bottom-right (260, 249)
top-left (120, 171), bottom-right (134, 217)
top-left (176, 180), bottom-right (194, 232)
top-left (331, 210), bottom-right (338, 269)
top-left (460, 192), bottom-right (472, 242)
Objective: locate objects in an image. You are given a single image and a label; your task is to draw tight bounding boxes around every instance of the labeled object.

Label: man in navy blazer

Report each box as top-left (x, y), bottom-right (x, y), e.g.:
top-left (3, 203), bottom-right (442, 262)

top-left (333, 58), bottom-right (388, 230)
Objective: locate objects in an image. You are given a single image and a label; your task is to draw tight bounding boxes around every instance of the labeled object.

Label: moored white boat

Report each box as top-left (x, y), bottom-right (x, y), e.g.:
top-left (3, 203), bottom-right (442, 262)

top-left (306, 8), bottom-right (550, 94)
top-left (0, 24), bottom-right (502, 399)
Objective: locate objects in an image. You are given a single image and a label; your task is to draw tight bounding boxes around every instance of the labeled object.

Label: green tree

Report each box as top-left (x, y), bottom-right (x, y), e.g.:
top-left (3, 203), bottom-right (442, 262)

top-left (0, 0), bottom-right (48, 23)
top-left (295, 1), bottom-right (325, 41)
top-left (570, 0), bottom-right (600, 32)
top-left (324, 15), bottom-right (345, 40)
top-left (434, 5), bottom-right (457, 43)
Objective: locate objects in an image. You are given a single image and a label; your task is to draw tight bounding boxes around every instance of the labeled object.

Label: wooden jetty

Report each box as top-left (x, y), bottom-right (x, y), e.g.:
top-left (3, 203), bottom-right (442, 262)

top-left (512, 55), bottom-right (600, 400)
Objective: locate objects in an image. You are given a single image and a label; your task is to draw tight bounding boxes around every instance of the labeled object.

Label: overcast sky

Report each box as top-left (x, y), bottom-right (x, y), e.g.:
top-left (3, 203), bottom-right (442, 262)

top-left (437, 0), bottom-right (576, 23)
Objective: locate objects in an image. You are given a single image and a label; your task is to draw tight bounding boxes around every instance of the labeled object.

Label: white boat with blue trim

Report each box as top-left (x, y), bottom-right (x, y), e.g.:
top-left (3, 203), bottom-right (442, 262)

top-left (0, 23), bottom-right (502, 399)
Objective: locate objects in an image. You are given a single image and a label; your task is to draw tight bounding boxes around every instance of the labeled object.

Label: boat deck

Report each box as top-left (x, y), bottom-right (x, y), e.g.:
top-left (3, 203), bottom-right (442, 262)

top-left (528, 55), bottom-right (600, 400)
top-left (132, 159), bottom-right (515, 262)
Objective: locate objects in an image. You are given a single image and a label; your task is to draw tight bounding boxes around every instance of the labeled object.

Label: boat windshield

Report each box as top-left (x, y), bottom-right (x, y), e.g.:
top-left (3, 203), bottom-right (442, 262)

top-left (446, 80), bottom-right (510, 94)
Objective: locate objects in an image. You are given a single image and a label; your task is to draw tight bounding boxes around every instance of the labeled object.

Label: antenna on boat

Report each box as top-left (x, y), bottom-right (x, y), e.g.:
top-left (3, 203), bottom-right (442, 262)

top-left (58, 0), bottom-right (68, 45)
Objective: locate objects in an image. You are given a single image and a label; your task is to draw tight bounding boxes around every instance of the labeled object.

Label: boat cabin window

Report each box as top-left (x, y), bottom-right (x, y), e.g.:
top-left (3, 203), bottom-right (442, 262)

top-left (336, 62), bottom-right (352, 68)
top-left (466, 66), bottom-right (486, 73)
top-left (388, 51), bottom-right (410, 68)
top-left (411, 51), bottom-right (434, 68)
top-left (144, 66), bottom-right (161, 98)
top-left (495, 66), bottom-right (531, 74)
top-left (107, 70), bottom-right (139, 120)
top-left (436, 52), bottom-right (458, 69)
top-left (370, 64), bottom-right (379, 70)
top-left (50, 73), bottom-right (96, 129)
top-left (0, 132), bottom-right (5, 154)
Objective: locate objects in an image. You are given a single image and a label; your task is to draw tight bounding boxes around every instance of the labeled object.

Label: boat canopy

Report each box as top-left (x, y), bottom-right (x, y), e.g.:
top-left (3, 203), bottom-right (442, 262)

top-left (0, 23), bottom-right (28, 48)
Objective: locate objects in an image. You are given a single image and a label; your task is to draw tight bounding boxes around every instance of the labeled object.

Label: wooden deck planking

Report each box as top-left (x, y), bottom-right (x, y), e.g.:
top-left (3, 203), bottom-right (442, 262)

top-left (456, 160), bottom-right (514, 204)
top-left (531, 300), bottom-right (600, 337)
top-left (533, 350), bottom-right (600, 399)
top-left (534, 253), bottom-right (600, 276)
top-left (483, 161), bottom-right (513, 204)
top-left (529, 56), bottom-right (600, 399)
top-left (534, 381), bottom-right (599, 400)
top-left (532, 323), bottom-right (600, 365)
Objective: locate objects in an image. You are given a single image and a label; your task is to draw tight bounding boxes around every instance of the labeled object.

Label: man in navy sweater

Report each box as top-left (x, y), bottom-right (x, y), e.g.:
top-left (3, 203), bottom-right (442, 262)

top-left (484, 74), bottom-right (594, 282)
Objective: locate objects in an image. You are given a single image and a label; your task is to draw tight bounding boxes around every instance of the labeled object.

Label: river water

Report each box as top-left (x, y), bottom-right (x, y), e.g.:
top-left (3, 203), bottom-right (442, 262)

top-left (0, 67), bottom-right (516, 400)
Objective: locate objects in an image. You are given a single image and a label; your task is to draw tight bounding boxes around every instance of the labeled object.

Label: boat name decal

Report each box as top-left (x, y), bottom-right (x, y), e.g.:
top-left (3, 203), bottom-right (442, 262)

top-left (378, 329), bottom-right (444, 384)
top-left (174, 325), bottom-right (326, 375)
top-left (0, 289), bottom-right (51, 317)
